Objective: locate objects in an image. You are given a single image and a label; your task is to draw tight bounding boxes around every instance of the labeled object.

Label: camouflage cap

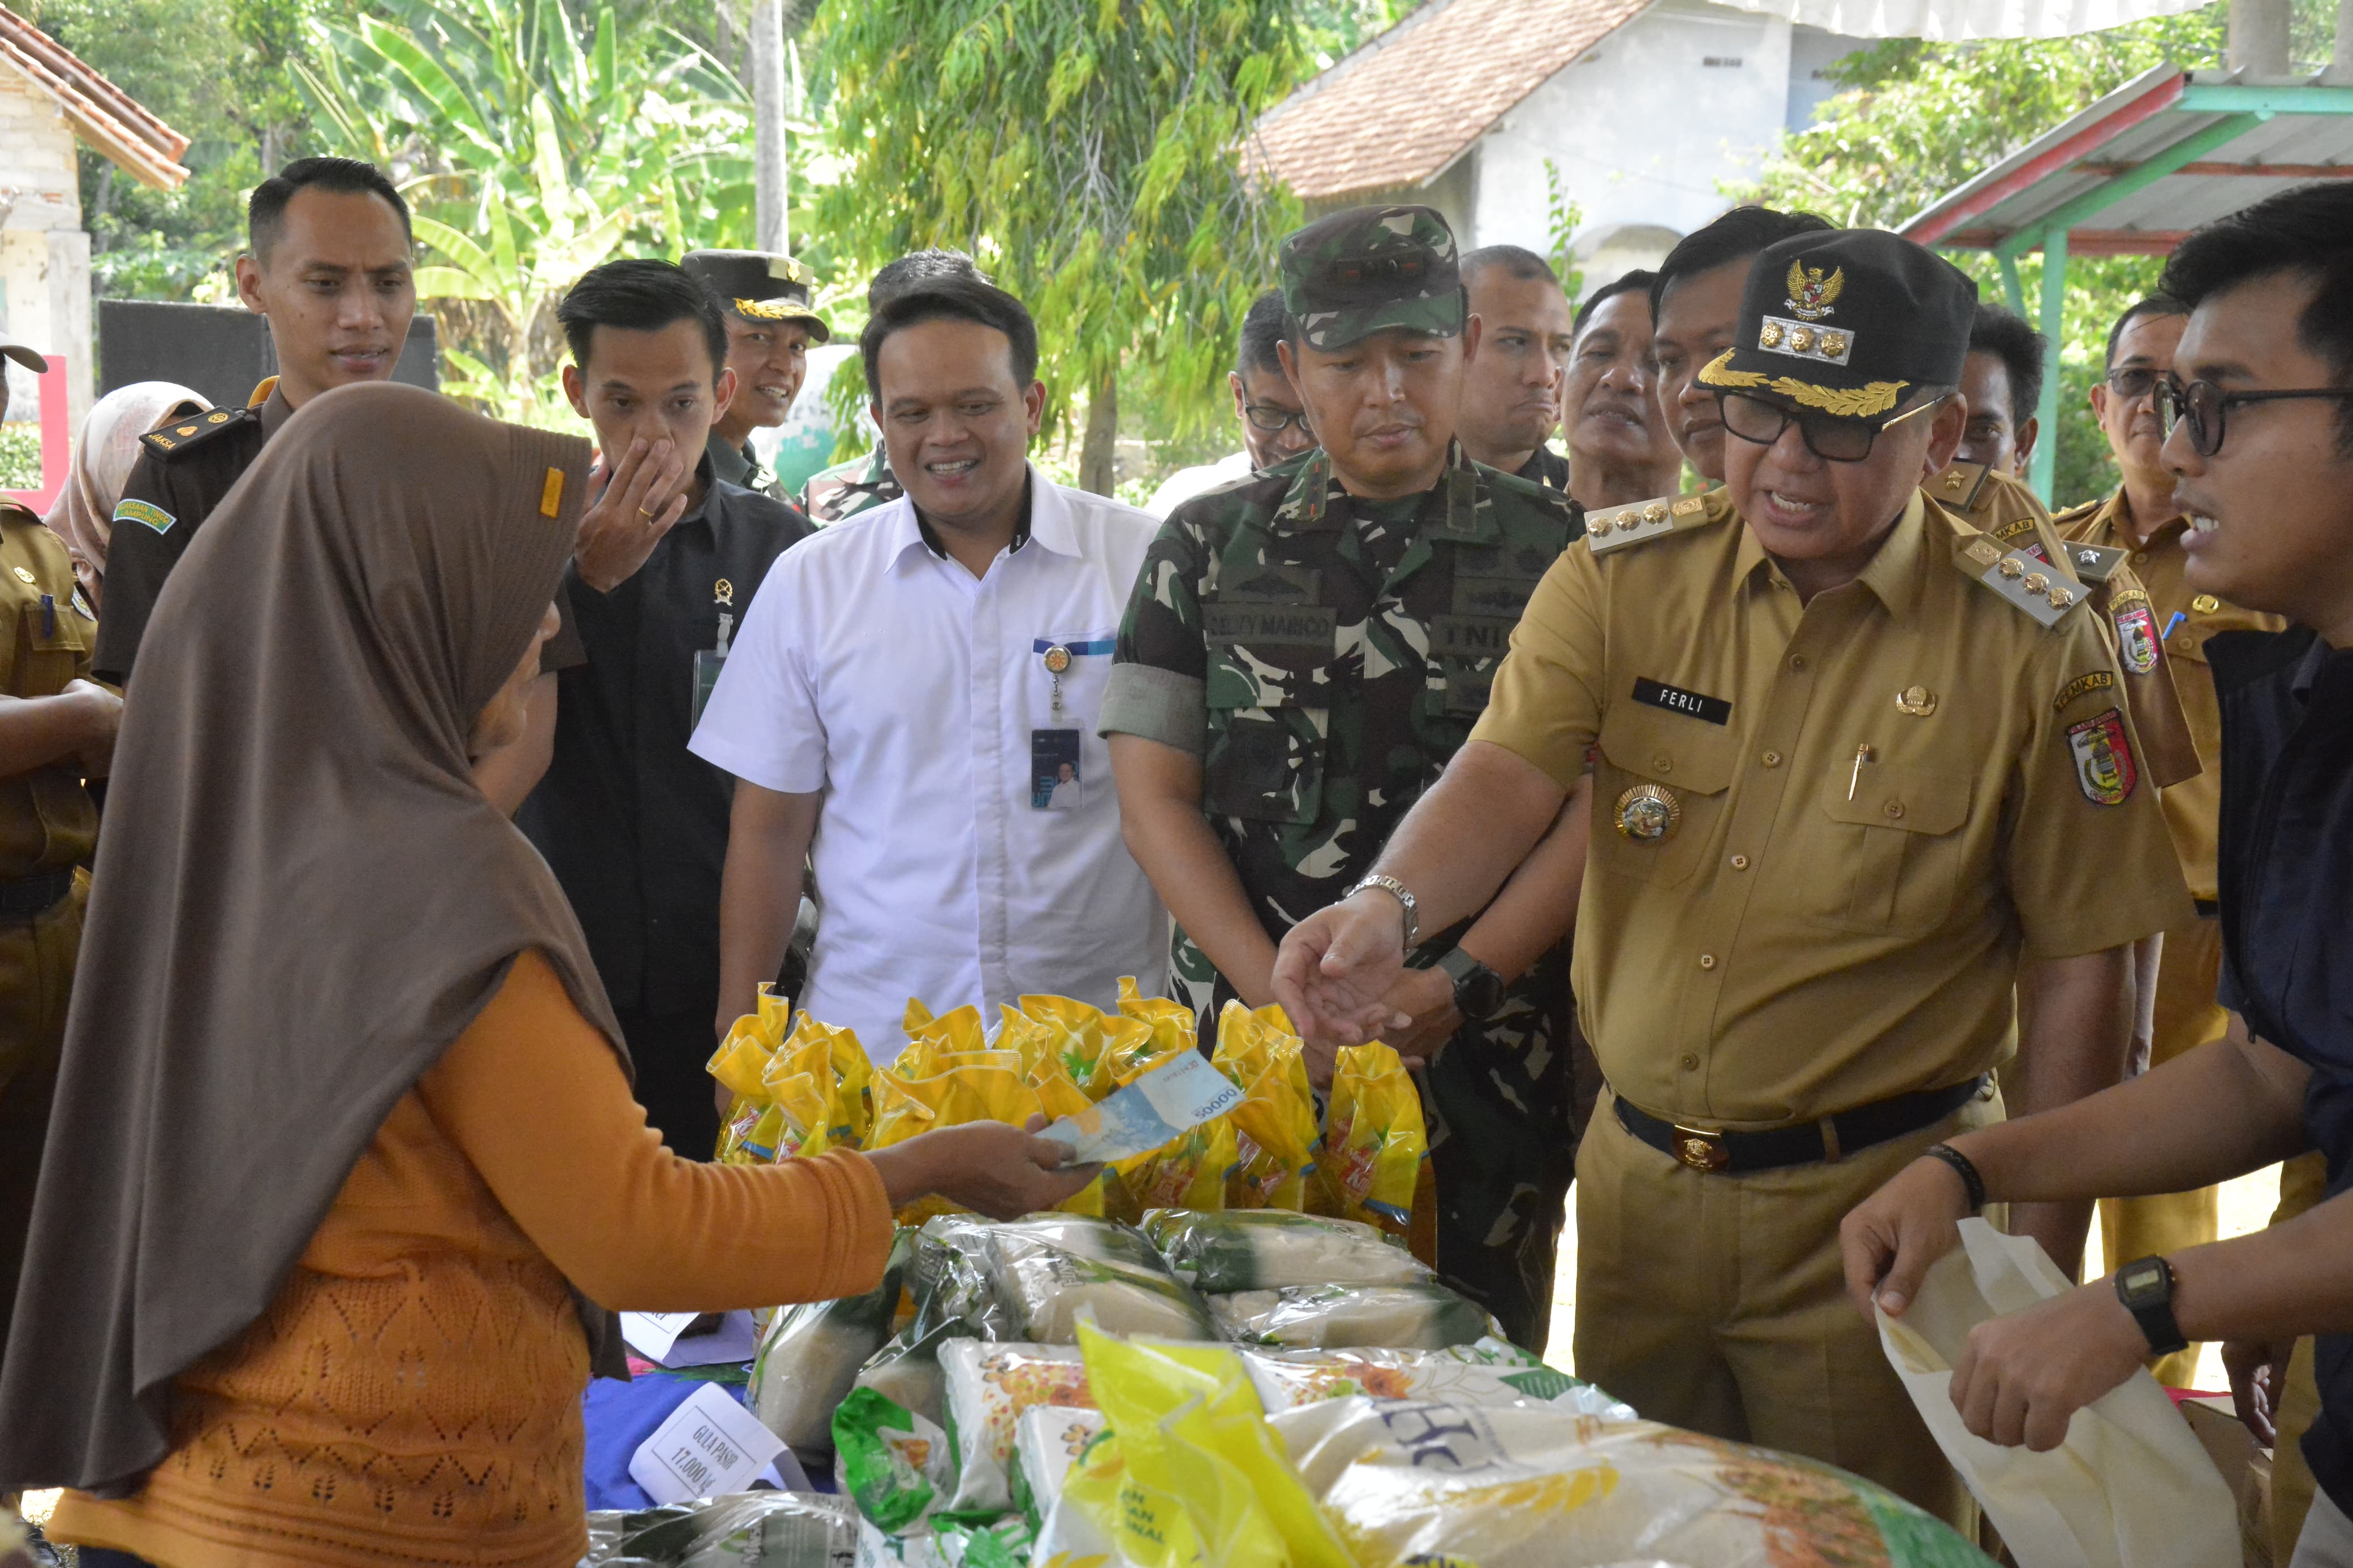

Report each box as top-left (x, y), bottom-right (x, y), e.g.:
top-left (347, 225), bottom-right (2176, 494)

top-left (1278, 204), bottom-right (1464, 351)
top-left (681, 249), bottom-right (831, 342)
top-left (1697, 227), bottom-right (1973, 427)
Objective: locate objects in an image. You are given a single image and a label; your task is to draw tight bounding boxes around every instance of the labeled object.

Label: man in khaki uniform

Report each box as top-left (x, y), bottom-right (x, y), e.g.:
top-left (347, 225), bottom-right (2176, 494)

top-left (0, 347), bottom-right (117, 1367)
top-left (2057, 296), bottom-right (2286, 1388)
top-left (1271, 230), bottom-right (2190, 1523)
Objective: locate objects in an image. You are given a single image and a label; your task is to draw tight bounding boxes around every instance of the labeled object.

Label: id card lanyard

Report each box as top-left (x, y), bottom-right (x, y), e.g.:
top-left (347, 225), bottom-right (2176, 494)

top-left (691, 577), bottom-right (735, 728)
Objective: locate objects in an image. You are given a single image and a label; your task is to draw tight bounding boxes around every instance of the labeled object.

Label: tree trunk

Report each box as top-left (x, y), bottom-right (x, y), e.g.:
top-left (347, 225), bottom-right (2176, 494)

top-left (2228, 0), bottom-right (2291, 74)
top-left (1079, 374), bottom-right (1118, 496)
top-left (750, 0), bottom-right (790, 253)
top-left (2333, 0), bottom-right (2352, 80)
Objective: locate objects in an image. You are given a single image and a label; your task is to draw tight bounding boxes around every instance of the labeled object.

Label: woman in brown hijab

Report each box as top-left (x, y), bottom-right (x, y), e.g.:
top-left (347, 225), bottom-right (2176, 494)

top-left (0, 383), bottom-right (1088, 1568)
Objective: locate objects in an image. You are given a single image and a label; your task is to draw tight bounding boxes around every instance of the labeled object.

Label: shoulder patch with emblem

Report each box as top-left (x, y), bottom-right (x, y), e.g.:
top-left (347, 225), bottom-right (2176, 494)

top-left (2108, 586), bottom-right (2162, 673)
top-left (1954, 532), bottom-right (2084, 628)
top-left (2054, 670), bottom-right (2115, 710)
top-left (1585, 491), bottom-right (1717, 556)
top-left (112, 498), bottom-right (176, 535)
top-left (137, 404), bottom-right (248, 459)
top-left (2066, 707), bottom-right (2137, 805)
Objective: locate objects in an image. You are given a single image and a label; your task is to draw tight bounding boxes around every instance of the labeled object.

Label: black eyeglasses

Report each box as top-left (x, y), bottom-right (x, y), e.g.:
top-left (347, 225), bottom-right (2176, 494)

top-left (2103, 366), bottom-right (2165, 401)
top-left (1718, 390), bottom-right (1945, 463)
top-left (1243, 403), bottom-right (1312, 434)
top-left (2157, 378), bottom-right (2353, 457)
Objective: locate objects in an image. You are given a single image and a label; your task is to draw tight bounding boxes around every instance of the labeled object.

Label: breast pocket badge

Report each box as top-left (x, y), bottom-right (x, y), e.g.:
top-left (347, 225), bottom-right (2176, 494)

top-left (1615, 783), bottom-right (1682, 843)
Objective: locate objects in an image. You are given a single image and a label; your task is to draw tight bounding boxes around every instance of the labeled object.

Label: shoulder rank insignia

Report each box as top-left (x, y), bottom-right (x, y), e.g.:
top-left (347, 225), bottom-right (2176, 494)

top-left (1933, 461), bottom-right (1993, 515)
top-left (1956, 533), bottom-right (2083, 628)
top-left (1586, 491), bottom-right (1714, 556)
top-left (2064, 541), bottom-right (2127, 584)
top-left (138, 404), bottom-right (248, 459)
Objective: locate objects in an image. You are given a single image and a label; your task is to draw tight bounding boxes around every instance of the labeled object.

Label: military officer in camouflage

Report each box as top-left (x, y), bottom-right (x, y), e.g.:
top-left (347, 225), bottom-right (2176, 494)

top-left (682, 248), bottom-right (832, 500)
top-left (1272, 229), bottom-right (2191, 1523)
top-left (1102, 205), bottom-right (1589, 1351)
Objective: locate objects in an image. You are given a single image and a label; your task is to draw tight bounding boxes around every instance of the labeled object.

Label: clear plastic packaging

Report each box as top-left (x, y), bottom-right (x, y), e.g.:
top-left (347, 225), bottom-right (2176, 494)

top-left (1207, 1281), bottom-right (1500, 1350)
top-left (936, 1340), bottom-right (1091, 1515)
top-left (982, 1216), bottom-right (1214, 1343)
top-left (1242, 1340), bottom-right (1635, 1419)
top-left (749, 1228), bottom-right (917, 1453)
top-left (1140, 1207), bottom-right (1432, 1293)
top-left (579, 1489), bottom-right (859, 1567)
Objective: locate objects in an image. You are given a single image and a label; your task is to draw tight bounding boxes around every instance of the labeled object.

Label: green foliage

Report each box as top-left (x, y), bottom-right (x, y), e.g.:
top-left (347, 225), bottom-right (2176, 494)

top-left (813, 0), bottom-right (1308, 477)
top-left (1731, 6), bottom-right (2226, 507)
top-left (0, 423), bottom-right (39, 491)
top-left (295, 0), bottom-right (756, 421)
top-left (1541, 159), bottom-right (1584, 302)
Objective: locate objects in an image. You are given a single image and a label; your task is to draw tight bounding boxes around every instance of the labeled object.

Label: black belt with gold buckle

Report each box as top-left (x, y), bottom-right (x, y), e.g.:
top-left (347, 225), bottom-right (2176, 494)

top-left (1614, 1075), bottom-right (1988, 1175)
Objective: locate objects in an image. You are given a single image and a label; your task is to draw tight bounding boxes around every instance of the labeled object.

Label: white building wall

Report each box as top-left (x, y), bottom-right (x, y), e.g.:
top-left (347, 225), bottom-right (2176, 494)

top-left (1464, 0), bottom-right (1798, 287)
top-left (0, 70), bottom-right (90, 432)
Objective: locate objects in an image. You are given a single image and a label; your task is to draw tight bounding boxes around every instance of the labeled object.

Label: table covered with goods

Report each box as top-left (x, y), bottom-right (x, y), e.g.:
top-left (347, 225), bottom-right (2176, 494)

top-left (575, 983), bottom-right (1992, 1568)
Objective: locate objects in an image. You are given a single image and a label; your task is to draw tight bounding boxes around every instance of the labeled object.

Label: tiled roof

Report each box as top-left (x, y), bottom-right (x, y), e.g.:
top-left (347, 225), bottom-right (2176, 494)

top-left (1252, 0), bottom-right (1652, 200)
top-left (0, 5), bottom-right (187, 191)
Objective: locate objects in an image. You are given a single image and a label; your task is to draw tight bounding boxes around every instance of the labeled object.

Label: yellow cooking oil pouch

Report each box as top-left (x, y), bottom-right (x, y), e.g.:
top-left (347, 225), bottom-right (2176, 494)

top-left (1115, 975), bottom-right (1199, 1062)
top-left (1226, 1046), bottom-right (1318, 1212)
top-left (1018, 992), bottom-right (1137, 1102)
top-left (1312, 1042), bottom-right (1427, 1238)
top-left (709, 983), bottom-right (797, 1161)
top-left (1068, 1320), bottom-right (1352, 1568)
top-left (1119, 1113), bottom-right (1238, 1216)
top-left (868, 1050), bottom-right (1040, 1224)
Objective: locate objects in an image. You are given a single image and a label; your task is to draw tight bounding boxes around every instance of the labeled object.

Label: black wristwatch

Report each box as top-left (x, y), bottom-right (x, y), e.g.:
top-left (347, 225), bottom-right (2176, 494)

top-left (1437, 948), bottom-right (1506, 1023)
top-left (2115, 1255), bottom-right (2189, 1357)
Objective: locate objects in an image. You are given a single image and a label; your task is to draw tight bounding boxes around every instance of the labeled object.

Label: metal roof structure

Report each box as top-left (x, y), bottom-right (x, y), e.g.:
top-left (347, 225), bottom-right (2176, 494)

top-left (0, 3), bottom-right (187, 191)
top-left (1898, 66), bottom-right (2353, 498)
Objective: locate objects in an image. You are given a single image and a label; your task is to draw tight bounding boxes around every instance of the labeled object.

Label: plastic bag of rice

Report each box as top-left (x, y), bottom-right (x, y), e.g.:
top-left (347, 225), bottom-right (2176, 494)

top-left (853, 1215), bottom-right (1014, 1425)
top-left (1141, 1208), bottom-right (1432, 1293)
top-left (936, 1340), bottom-right (1092, 1515)
top-left (984, 1216), bottom-right (1214, 1343)
top-left (832, 1386), bottom-right (953, 1535)
top-left (1009, 1405), bottom-right (1109, 1534)
top-left (1272, 1397), bottom-right (1989, 1567)
top-left (751, 1226), bottom-right (919, 1453)
top-left (1208, 1281), bottom-right (1500, 1351)
top-left (1243, 1341), bottom-right (1635, 1420)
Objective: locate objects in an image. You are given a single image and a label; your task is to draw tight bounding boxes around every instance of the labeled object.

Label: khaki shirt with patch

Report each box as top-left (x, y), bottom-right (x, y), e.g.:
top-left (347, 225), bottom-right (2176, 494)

top-left (2057, 487), bottom-right (2284, 903)
top-left (0, 502), bottom-right (96, 877)
top-left (1472, 486), bottom-right (2193, 1127)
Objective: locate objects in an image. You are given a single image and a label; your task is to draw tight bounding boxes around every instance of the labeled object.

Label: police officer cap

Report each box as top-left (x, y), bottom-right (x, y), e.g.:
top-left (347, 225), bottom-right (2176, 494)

top-left (681, 249), bottom-right (831, 342)
top-left (1697, 227), bottom-right (1975, 427)
top-left (1278, 204), bottom-right (1464, 352)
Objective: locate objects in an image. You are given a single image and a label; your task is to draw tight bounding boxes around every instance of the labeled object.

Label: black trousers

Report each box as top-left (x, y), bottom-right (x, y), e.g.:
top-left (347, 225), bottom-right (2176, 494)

top-left (618, 1005), bottom-right (723, 1161)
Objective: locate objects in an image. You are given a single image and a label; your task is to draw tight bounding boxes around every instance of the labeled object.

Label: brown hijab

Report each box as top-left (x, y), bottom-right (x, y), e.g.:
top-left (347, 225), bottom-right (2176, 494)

top-left (0, 382), bottom-right (626, 1495)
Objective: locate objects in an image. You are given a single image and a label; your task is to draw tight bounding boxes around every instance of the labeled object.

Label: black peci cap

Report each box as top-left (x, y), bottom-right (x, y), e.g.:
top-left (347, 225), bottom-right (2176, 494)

top-left (1698, 228), bottom-right (1975, 427)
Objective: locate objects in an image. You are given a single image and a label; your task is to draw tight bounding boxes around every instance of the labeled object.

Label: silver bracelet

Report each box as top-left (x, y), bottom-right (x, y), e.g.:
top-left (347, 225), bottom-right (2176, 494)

top-left (1343, 873), bottom-right (1419, 952)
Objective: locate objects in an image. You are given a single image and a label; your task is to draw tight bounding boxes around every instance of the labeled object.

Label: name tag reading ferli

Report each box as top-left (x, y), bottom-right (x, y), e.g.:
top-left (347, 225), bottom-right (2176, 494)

top-left (1632, 677), bottom-right (1732, 725)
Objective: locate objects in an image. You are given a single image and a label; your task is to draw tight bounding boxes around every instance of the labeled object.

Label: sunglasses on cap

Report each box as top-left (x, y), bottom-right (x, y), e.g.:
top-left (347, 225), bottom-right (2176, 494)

top-left (1717, 389), bottom-right (1947, 464)
top-left (2157, 377), bottom-right (2353, 458)
top-left (1311, 246), bottom-right (1443, 302)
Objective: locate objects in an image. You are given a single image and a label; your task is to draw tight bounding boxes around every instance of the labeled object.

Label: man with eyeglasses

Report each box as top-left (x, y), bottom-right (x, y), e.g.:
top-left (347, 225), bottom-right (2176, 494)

top-left (1268, 228), bottom-right (2187, 1524)
top-left (2050, 295), bottom-right (2290, 1389)
top-left (1837, 181), bottom-right (2353, 1567)
top-left (1104, 205), bottom-right (1588, 1354)
top-left (1145, 290), bottom-right (1317, 517)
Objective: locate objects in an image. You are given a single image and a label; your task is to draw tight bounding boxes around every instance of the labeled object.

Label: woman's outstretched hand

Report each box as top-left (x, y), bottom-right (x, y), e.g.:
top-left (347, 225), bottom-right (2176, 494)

top-left (862, 1115), bottom-right (1101, 1220)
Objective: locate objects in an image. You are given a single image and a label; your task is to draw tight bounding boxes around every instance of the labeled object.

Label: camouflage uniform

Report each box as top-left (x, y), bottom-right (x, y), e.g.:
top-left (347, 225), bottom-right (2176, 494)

top-left (1101, 206), bottom-right (1588, 1349)
top-left (800, 446), bottom-right (902, 525)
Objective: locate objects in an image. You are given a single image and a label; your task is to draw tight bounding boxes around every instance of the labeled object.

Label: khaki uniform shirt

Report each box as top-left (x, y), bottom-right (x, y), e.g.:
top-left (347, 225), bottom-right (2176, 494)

top-left (0, 503), bottom-right (96, 877)
top-left (1472, 486), bottom-right (2193, 1127)
top-left (2058, 487), bottom-right (2282, 904)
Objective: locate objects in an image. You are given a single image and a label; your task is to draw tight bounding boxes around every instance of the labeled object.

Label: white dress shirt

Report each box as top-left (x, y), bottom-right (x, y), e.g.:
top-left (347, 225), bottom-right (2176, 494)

top-left (689, 466), bottom-right (1167, 1057)
top-left (1143, 449), bottom-right (1252, 518)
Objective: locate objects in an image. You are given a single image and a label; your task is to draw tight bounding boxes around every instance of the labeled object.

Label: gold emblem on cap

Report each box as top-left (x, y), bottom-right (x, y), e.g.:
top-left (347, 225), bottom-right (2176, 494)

top-left (1042, 645), bottom-right (1074, 675)
top-left (1785, 261), bottom-right (1846, 321)
top-left (1788, 326), bottom-right (1815, 354)
top-left (714, 577), bottom-right (734, 606)
top-left (1820, 330), bottom-right (1849, 358)
top-left (1998, 558), bottom-right (2026, 580)
top-left (1895, 685), bottom-right (1938, 716)
top-left (1615, 783), bottom-right (1682, 844)
top-left (2191, 594), bottom-right (2220, 614)
top-left (10, 567), bottom-right (32, 585)
top-left (1758, 321), bottom-right (1783, 349)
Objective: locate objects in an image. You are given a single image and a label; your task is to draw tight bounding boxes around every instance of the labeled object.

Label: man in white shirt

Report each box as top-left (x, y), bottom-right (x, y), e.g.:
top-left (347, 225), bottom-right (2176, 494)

top-left (691, 275), bottom-right (1166, 1056)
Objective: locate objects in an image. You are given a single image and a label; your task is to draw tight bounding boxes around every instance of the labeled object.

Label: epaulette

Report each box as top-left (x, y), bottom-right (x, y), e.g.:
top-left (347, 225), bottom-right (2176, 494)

top-left (1930, 461), bottom-right (1996, 515)
top-left (1955, 532), bottom-right (2087, 628)
top-left (2049, 497), bottom-right (2102, 529)
top-left (139, 404), bottom-right (251, 459)
top-left (1584, 490), bottom-right (1718, 555)
top-left (2061, 539), bottom-right (2127, 584)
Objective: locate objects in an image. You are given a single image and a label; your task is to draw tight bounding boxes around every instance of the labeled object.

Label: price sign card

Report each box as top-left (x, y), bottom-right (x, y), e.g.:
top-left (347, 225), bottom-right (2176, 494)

top-left (627, 1381), bottom-right (788, 1506)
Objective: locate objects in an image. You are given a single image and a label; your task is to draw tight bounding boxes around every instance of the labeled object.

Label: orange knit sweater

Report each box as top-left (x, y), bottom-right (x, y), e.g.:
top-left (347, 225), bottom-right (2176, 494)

top-left (50, 949), bottom-right (894, 1568)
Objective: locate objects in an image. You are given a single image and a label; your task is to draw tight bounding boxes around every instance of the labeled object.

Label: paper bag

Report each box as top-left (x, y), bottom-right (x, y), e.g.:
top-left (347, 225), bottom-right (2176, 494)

top-left (1878, 1217), bottom-right (2238, 1568)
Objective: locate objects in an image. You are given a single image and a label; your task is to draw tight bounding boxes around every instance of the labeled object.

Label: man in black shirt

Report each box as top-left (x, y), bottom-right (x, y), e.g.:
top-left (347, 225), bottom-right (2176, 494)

top-left (520, 260), bottom-right (814, 1159)
top-left (1837, 182), bottom-right (2353, 1563)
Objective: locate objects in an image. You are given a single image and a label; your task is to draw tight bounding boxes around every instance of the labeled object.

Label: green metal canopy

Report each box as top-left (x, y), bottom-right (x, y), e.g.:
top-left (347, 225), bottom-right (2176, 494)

top-left (1899, 66), bottom-right (2353, 500)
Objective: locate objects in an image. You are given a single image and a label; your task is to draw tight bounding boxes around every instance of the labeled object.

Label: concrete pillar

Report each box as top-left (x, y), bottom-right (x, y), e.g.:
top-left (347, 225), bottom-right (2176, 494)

top-left (2227, 0), bottom-right (2291, 75)
top-left (749, 0), bottom-right (788, 254)
top-left (2332, 0), bottom-right (2353, 81)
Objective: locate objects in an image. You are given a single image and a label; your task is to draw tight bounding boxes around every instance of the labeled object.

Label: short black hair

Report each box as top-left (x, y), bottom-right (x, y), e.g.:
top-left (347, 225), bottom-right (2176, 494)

top-left (869, 249), bottom-right (985, 310)
top-left (2104, 294), bottom-right (2188, 373)
top-left (1650, 206), bottom-right (1834, 317)
top-left (248, 157), bottom-right (411, 261)
top-left (558, 258), bottom-right (729, 379)
top-left (1237, 288), bottom-right (1290, 378)
top-left (1462, 244), bottom-right (1560, 289)
top-left (1967, 302), bottom-right (2045, 426)
top-left (860, 275), bottom-right (1040, 402)
top-left (1574, 268), bottom-right (1657, 335)
top-left (2162, 183), bottom-right (2353, 449)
